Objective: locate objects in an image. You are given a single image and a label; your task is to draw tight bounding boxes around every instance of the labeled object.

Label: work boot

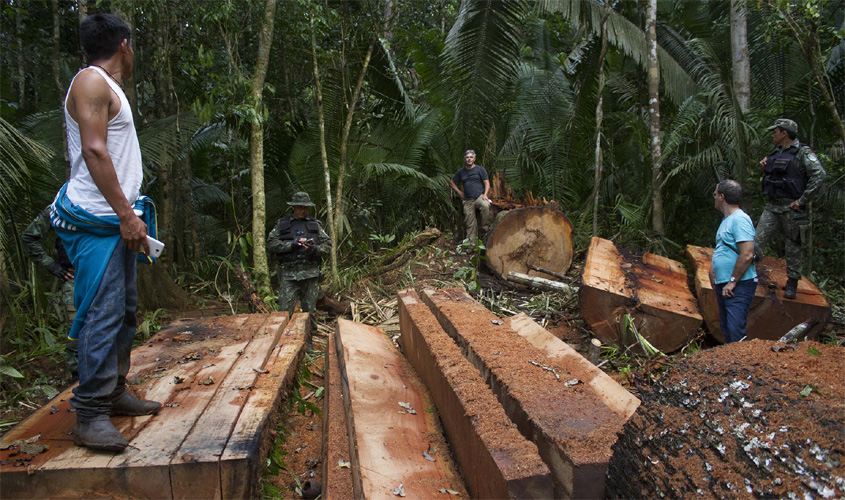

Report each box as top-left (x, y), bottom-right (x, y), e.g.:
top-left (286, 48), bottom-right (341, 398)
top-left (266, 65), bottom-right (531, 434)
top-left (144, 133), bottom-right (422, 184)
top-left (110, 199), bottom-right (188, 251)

top-left (72, 417), bottom-right (128, 452)
top-left (111, 392), bottom-right (162, 416)
top-left (784, 278), bottom-right (798, 300)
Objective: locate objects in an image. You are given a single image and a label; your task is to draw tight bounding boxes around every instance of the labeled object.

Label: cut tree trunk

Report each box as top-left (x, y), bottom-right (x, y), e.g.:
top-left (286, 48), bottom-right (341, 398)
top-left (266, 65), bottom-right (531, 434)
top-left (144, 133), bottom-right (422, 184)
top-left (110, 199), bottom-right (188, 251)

top-left (580, 237), bottom-right (702, 353)
top-left (685, 244), bottom-right (831, 343)
top-left (485, 206), bottom-right (574, 282)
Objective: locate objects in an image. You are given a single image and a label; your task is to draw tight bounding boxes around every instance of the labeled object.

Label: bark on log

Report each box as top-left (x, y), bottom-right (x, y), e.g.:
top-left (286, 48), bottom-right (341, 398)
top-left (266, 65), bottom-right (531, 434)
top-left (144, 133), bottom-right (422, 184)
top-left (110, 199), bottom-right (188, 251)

top-left (485, 206), bottom-right (574, 282)
top-left (580, 237), bottom-right (702, 353)
top-left (507, 271), bottom-right (576, 294)
top-left (685, 245), bottom-right (831, 343)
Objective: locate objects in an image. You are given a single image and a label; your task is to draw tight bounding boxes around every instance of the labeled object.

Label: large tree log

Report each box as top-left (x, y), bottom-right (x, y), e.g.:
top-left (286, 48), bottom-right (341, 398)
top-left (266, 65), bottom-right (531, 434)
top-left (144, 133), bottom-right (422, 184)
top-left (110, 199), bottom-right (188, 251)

top-left (485, 206), bottom-right (574, 282)
top-left (580, 237), bottom-right (702, 353)
top-left (685, 245), bottom-right (831, 343)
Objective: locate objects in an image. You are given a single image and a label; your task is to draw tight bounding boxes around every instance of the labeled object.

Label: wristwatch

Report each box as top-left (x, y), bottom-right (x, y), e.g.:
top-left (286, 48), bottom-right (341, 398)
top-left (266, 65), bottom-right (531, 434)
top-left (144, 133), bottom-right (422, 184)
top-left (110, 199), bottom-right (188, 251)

top-left (729, 276), bottom-right (737, 283)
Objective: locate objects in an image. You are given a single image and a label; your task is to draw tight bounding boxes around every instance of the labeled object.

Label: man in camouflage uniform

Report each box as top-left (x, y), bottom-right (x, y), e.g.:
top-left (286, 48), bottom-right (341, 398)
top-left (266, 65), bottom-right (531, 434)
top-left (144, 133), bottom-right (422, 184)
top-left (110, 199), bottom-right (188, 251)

top-left (22, 206), bottom-right (78, 379)
top-left (756, 118), bottom-right (826, 299)
top-left (267, 192), bottom-right (331, 345)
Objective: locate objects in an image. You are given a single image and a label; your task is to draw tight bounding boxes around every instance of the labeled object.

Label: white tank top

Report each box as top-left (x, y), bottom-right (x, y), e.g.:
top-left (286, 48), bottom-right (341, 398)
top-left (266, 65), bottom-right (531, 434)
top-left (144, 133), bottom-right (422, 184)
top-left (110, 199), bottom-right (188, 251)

top-left (64, 66), bottom-right (143, 217)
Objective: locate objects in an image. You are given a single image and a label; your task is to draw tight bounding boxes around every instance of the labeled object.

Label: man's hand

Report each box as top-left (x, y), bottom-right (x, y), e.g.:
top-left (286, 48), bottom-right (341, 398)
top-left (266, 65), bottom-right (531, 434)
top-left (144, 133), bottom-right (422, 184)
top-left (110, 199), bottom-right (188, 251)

top-left (722, 281), bottom-right (736, 298)
top-left (47, 262), bottom-right (74, 282)
top-left (120, 214), bottom-right (149, 253)
top-left (788, 200), bottom-right (801, 211)
top-left (297, 237), bottom-right (310, 247)
top-left (759, 157), bottom-right (767, 171)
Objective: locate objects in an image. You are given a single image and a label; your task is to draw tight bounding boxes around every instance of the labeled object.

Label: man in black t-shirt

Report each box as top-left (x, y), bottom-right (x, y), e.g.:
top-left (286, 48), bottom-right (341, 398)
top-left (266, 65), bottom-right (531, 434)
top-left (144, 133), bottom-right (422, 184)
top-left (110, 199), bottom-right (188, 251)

top-left (449, 149), bottom-right (491, 242)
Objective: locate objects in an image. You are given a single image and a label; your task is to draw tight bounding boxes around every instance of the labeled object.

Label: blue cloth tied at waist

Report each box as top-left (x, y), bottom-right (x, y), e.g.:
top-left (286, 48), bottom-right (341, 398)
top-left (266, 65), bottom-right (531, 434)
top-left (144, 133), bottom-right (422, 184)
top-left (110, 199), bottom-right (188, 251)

top-left (51, 183), bottom-right (158, 340)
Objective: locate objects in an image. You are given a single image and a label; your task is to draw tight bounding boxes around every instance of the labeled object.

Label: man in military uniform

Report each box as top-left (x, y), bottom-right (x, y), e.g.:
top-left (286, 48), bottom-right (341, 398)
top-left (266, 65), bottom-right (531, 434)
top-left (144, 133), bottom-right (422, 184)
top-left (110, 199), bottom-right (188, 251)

top-left (22, 206), bottom-right (78, 379)
top-left (267, 192), bottom-right (331, 345)
top-left (756, 118), bottom-right (826, 299)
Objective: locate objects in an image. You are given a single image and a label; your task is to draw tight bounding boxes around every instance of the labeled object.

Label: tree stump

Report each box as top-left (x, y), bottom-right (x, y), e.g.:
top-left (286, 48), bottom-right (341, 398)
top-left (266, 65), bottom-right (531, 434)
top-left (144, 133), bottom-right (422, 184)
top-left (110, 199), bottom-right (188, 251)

top-left (484, 206), bottom-right (574, 282)
top-left (685, 245), bottom-right (831, 343)
top-left (579, 237), bottom-right (702, 353)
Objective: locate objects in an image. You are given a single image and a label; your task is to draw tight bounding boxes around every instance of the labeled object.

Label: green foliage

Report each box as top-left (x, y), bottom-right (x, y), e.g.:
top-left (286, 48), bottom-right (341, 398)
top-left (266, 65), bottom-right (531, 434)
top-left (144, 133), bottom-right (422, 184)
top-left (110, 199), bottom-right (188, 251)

top-left (454, 238), bottom-right (487, 293)
top-left (137, 309), bottom-right (167, 343)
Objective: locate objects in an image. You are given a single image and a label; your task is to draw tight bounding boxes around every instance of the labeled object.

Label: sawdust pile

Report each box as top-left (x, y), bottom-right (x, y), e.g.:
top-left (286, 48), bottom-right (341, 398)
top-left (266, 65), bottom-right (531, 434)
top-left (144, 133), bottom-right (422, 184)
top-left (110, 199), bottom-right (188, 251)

top-left (607, 340), bottom-right (844, 499)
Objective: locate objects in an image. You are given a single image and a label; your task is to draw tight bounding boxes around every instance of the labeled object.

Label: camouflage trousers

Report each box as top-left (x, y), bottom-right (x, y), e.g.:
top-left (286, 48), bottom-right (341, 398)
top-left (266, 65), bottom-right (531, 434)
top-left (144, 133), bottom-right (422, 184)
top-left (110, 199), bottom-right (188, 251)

top-left (755, 208), bottom-right (808, 281)
top-left (61, 280), bottom-right (79, 379)
top-left (278, 276), bottom-right (319, 333)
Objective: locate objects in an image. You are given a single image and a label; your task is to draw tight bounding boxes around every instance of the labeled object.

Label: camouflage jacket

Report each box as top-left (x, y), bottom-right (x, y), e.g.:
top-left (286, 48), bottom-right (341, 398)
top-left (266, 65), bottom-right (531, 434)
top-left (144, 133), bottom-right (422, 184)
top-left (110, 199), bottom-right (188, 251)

top-left (764, 139), bottom-right (826, 213)
top-left (267, 215), bottom-right (331, 280)
top-left (21, 206), bottom-right (62, 269)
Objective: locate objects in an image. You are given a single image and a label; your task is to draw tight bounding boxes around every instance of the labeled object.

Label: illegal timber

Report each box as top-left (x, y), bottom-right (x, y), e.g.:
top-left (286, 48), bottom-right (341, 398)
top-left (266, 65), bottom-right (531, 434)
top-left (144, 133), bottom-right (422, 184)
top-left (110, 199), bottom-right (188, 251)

top-left (0, 313), bottom-right (308, 500)
top-left (485, 205), bottom-right (575, 282)
top-left (580, 237), bottom-right (703, 353)
top-left (685, 244), bottom-right (831, 342)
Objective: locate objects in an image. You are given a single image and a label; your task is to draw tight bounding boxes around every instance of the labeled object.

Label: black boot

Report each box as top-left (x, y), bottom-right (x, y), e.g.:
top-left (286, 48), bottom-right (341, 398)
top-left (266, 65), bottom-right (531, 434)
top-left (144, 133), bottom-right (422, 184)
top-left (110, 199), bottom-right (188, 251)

top-left (72, 417), bottom-right (128, 452)
top-left (784, 278), bottom-right (798, 299)
top-left (111, 392), bottom-right (162, 416)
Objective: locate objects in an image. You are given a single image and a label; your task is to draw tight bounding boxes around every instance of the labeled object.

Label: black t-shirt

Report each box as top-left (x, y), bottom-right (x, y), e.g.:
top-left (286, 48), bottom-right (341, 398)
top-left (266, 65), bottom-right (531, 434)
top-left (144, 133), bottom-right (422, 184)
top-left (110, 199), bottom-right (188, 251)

top-left (451, 165), bottom-right (489, 200)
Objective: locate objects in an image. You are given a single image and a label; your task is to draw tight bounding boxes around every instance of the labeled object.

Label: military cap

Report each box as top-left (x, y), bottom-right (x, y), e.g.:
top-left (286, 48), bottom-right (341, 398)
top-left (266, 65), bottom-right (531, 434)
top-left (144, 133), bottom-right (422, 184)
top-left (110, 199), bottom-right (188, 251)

top-left (767, 118), bottom-right (798, 135)
top-left (287, 191), bottom-right (315, 207)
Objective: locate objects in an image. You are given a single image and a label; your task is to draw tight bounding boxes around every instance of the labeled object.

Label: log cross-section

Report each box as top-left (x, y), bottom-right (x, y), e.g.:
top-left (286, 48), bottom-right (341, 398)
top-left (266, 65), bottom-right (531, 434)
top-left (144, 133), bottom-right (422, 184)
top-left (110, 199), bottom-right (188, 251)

top-left (580, 236), bottom-right (702, 353)
top-left (485, 206), bottom-right (574, 281)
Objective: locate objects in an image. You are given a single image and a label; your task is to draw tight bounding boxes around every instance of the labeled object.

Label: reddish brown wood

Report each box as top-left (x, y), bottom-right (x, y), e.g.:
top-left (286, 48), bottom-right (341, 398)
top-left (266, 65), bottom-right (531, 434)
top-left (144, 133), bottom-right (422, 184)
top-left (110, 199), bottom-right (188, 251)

top-left (485, 206), bottom-right (575, 282)
top-left (506, 313), bottom-right (640, 420)
top-left (685, 245), bottom-right (831, 342)
top-left (398, 289), bottom-right (553, 499)
top-left (321, 324), bottom-right (354, 500)
top-left (0, 312), bottom-right (298, 500)
top-left (334, 318), bottom-right (463, 499)
top-left (580, 237), bottom-right (702, 353)
top-left (422, 288), bottom-right (626, 500)
top-left (221, 313), bottom-right (308, 499)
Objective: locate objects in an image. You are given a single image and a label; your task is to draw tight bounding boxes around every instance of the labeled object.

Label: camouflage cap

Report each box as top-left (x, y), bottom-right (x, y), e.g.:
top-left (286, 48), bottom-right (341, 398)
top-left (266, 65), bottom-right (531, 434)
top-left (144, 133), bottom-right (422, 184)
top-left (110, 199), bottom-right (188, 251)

top-left (287, 191), bottom-right (315, 207)
top-left (767, 118), bottom-right (798, 135)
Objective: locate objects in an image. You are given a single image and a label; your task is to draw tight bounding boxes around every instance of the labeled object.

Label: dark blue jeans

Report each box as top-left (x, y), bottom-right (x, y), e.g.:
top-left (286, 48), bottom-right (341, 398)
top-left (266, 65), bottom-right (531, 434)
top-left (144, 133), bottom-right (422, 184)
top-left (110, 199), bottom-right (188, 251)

top-left (715, 278), bottom-right (758, 343)
top-left (71, 240), bottom-right (137, 420)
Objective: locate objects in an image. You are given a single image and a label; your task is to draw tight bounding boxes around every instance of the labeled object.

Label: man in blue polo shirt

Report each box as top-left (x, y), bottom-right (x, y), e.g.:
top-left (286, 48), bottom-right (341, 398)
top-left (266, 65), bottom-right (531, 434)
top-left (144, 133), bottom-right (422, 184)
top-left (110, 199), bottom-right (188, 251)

top-left (449, 149), bottom-right (491, 243)
top-left (709, 179), bottom-right (758, 343)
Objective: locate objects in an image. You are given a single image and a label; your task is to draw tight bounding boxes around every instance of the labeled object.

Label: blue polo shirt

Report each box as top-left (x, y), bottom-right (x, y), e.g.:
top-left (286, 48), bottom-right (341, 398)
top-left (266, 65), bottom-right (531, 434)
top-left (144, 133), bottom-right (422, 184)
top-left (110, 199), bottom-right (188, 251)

top-left (712, 209), bottom-right (757, 284)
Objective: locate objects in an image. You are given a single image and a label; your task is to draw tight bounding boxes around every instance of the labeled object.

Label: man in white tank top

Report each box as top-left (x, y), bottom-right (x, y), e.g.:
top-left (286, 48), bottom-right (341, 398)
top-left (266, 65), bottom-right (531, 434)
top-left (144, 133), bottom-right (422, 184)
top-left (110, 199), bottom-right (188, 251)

top-left (62, 13), bottom-right (160, 452)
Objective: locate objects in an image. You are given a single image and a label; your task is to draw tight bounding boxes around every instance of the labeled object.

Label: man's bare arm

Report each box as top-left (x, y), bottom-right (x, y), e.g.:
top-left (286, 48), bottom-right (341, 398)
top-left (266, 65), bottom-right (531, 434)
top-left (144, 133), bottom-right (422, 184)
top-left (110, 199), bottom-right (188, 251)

top-left (482, 179), bottom-right (490, 201)
top-left (68, 70), bottom-right (148, 253)
top-left (449, 179), bottom-right (463, 198)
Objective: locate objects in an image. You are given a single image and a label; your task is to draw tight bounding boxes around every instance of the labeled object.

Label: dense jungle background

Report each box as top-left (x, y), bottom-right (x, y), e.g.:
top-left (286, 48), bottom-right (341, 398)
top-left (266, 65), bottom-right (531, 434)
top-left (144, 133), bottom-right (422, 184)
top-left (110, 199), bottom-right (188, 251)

top-left (1, 0), bottom-right (843, 431)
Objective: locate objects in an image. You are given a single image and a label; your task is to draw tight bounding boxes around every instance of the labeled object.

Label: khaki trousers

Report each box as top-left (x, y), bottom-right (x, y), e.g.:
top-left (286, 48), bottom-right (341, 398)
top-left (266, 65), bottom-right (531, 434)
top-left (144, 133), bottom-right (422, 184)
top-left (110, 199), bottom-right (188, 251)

top-left (462, 195), bottom-right (492, 242)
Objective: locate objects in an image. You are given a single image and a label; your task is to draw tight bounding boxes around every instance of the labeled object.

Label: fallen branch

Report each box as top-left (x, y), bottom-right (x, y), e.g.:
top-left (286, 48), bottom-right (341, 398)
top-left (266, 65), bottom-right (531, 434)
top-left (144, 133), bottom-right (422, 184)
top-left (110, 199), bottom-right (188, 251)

top-left (506, 271), bottom-right (576, 294)
top-left (527, 265), bottom-right (571, 283)
top-left (777, 319), bottom-right (817, 343)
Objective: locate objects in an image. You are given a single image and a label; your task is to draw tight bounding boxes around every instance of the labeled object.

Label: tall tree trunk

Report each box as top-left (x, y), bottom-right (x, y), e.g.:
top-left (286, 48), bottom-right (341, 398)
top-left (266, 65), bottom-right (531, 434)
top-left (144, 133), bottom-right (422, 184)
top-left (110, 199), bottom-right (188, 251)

top-left (248, 0), bottom-right (278, 296)
top-left (77, 0), bottom-right (87, 24)
top-left (731, 0), bottom-right (752, 208)
top-left (646, 0), bottom-right (664, 236)
top-left (112, 2), bottom-right (138, 121)
top-left (309, 3), bottom-right (338, 284)
top-left (334, 36), bottom-right (376, 250)
top-left (590, 4), bottom-right (611, 237)
top-left (53, 0), bottom-right (70, 179)
top-left (15, 0), bottom-right (25, 108)
top-left (153, 3), bottom-right (177, 266)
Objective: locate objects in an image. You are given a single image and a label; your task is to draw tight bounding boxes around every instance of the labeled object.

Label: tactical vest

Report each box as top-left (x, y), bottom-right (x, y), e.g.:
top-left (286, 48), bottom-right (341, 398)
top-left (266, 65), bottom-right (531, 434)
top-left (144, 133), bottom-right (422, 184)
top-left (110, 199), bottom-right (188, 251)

top-left (275, 215), bottom-right (322, 263)
top-left (762, 145), bottom-right (807, 200)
